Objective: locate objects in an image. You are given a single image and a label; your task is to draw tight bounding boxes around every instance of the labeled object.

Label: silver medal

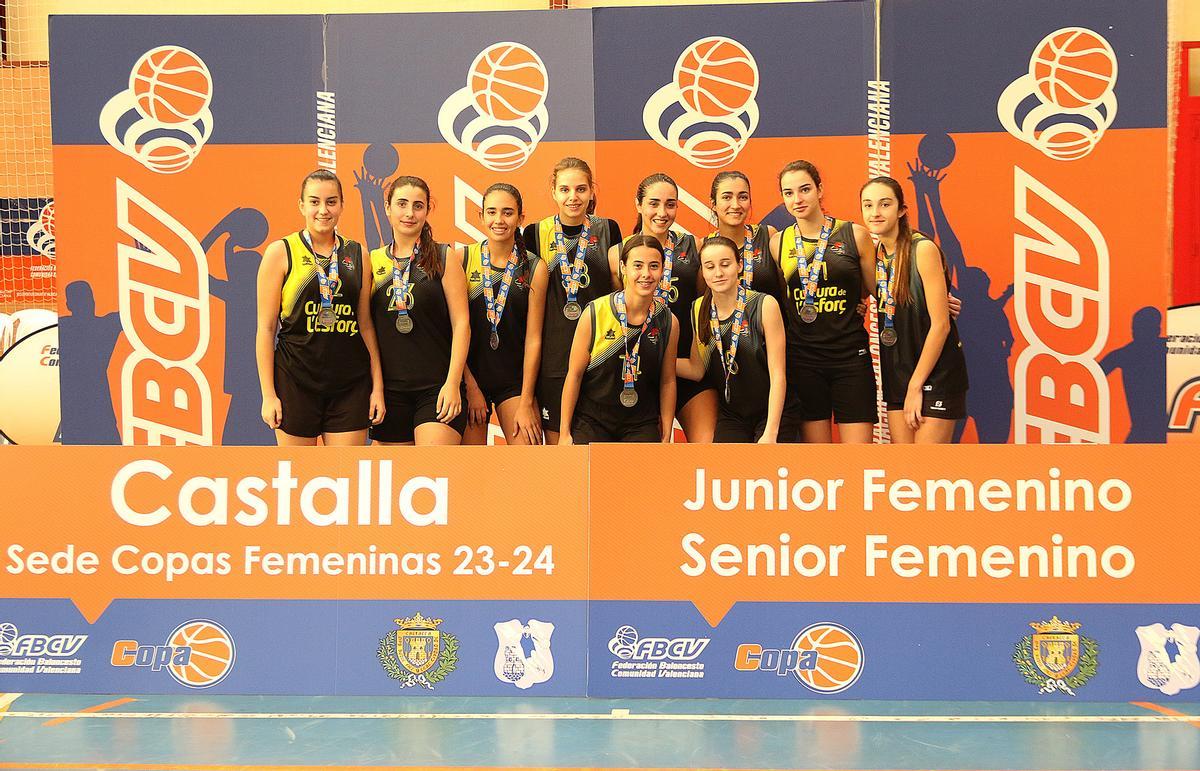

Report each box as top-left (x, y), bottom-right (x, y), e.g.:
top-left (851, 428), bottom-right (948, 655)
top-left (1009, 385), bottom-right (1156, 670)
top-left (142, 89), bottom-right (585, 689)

top-left (318, 307), bottom-right (336, 327)
top-left (395, 314), bottom-right (414, 334)
top-left (564, 301), bottom-right (582, 321)
top-left (880, 327), bottom-right (897, 346)
top-left (489, 330), bottom-right (500, 350)
top-left (800, 304), bottom-right (818, 323)
top-left (619, 389), bottom-right (639, 408)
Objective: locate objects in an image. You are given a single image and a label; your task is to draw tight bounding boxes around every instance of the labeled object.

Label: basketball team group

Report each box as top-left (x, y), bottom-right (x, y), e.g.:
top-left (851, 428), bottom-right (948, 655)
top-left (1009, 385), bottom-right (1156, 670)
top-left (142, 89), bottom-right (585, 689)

top-left (256, 157), bottom-right (968, 447)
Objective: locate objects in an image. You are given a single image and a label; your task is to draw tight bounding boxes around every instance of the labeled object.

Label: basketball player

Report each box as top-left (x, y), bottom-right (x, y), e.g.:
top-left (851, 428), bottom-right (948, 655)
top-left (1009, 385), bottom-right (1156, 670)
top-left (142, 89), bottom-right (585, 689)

top-left (769, 160), bottom-right (880, 444)
top-left (522, 157), bottom-right (622, 444)
top-left (367, 176), bottom-right (470, 446)
top-left (861, 176), bottom-right (968, 443)
top-left (610, 173), bottom-right (713, 442)
top-left (560, 235), bottom-right (678, 445)
top-left (255, 169), bottom-right (384, 446)
top-left (677, 236), bottom-right (787, 443)
top-left (461, 183), bottom-right (540, 445)
top-left (708, 171), bottom-right (786, 307)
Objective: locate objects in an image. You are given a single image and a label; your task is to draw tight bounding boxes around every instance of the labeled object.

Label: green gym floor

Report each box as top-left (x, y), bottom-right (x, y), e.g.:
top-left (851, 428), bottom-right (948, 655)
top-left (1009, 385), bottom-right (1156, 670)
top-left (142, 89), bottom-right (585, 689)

top-left (1, 693), bottom-right (1198, 770)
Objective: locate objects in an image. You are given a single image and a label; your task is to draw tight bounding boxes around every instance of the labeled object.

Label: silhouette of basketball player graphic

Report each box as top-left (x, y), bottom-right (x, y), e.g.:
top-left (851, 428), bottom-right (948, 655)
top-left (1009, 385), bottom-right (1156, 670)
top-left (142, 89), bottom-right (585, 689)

top-left (907, 132), bottom-right (1015, 443)
top-left (355, 142), bottom-right (400, 252)
top-left (1101, 306), bottom-right (1167, 443)
top-left (203, 208), bottom-right (271, 445)
top-left (59, 281), bottom-right (122, 444)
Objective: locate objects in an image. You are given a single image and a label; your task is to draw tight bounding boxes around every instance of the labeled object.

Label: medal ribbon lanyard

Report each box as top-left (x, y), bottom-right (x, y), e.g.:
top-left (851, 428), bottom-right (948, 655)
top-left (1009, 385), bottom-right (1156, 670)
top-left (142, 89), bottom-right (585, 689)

top-left (553, 215), bottom-right (592, 304)
top-left (741, 225), bottom-right (757, 288)
top-left (874, 242), bottom-right (898, 344)
top-left (302, 230), bottom-right (340, 325)
top-left (655, 232), bottom-right (677, 301)
top-left (615, 291), bottom-right (655, 401)
top-left (481, 240), bottom-right (519, 345)
top-left (793, 216), bottom-right (835, 320)
top-left (709, 283), bottom-right (748, 403)
top-left (390, 242), bottom-right (419, 320)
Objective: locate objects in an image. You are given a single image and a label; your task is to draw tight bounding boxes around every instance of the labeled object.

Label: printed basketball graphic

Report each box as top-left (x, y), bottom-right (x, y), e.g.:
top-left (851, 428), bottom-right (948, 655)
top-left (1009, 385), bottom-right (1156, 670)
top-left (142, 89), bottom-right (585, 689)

top-left (130, 46), bottom-right (214, 124)
top-left (438, 41), bottom-right (549, 171)
top-left (99, 44), bottom-right (215, 174)
top-left (997, 26), bottom-right (1117, 162)
top-left (469, 43), bottom-right (548, 122)
top-left (38, 201), bottom-right (55, 238)
top-left (791, 623), bottom-right (864, 694)
top-left (674, 37), bottom-right (759, 118)
top-left (643, 36), bottom-right (760, 168)
top-left (141, 140), bottom-right (198, 174)
top-left (1030, 28), bottom-right (1117, 110)
top-left (166, 620), bottom-right (236, 688)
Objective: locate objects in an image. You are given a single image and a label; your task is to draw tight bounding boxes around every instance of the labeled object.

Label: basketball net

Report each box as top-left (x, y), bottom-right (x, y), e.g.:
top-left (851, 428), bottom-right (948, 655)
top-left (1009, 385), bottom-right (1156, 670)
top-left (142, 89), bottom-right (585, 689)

top-left (0, 5), bottom-right (55, 317)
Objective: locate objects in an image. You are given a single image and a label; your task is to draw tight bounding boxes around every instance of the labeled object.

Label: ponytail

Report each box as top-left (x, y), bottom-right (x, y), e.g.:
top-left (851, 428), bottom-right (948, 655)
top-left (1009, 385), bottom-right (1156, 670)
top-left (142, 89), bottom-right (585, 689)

top-left (416, 222), bottom-right (443, 279)
top-left (514, 226), bottom-right (528, 264)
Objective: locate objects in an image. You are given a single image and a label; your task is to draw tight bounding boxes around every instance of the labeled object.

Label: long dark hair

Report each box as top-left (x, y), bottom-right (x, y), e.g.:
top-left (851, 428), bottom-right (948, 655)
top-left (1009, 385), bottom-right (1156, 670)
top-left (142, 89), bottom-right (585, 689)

top-left (696, 235), bottom-right (742, 346)
top-left (384, 175), bottom-right (442, 279)
top-left (631, 172), bottom-right (678, 235)
top-left (860, 175), bottom-right (949, 307)
top-left (482, 182), bottom-right (527, 264)
top-left (550, 157), bottom-right (597, 216)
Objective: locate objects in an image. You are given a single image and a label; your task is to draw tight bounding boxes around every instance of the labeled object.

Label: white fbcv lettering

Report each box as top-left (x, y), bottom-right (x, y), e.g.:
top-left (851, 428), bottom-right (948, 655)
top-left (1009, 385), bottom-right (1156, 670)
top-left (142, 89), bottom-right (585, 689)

top-left (116, 179), bottom-right (214, 445)
top-left (1012, 167), bottom-right (1109, 443)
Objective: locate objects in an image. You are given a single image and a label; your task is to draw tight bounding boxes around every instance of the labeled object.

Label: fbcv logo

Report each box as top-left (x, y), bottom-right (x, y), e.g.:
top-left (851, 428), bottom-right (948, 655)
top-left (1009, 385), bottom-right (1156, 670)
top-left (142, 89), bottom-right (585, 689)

top-left (111, 619), bottom-right (235, 688)
top-left (608, 625), bottom-right (708, 661)
top-left (0, 622), bottom-right (86, 657)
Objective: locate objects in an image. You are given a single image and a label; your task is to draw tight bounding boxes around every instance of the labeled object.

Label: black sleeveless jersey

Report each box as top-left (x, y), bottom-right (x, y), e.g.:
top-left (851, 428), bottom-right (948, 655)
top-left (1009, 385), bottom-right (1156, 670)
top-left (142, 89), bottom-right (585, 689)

top-left (524, 216), bottom-right (620, 378)
top-left (274, 231), bottom-right (369, 393)
top-left (623, 231), bottom-right (699, 359)
top-left (693, 290), bottom-right (770, 421)
top-left (464, 241), bottom-right (536, 396)
top-left (779, 218), bottom-right (869, 366)
top-left (579, 293), bottom-right (673, 423)
top-left (708, 224), bottom-right (784, 308)
top-left (369, 242), bottom-right (453, 392)
top-left (878, 233), bottom-right (969, 402)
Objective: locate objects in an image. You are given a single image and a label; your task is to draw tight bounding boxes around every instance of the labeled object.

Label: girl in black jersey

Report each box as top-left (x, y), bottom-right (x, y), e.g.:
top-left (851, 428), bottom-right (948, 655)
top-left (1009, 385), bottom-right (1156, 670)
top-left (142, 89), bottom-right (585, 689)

top-left (769, 160), bottom-right (879, 444)
top-left (560, 235), bottom-right (679, 445)
top-left (255, 169), bottom-right (384, 446)
top-left (861, 176), bottom-right (968, 443)
top-left (461, 183), bottom-right (540, 445)
top-left (522, 157), bottom-right (622, 444)
top-left (708, 171), bottom-right (786, 308)
top-left (609, 173), bottom-right (711, 442)
top-left (368, 176), bottom-right (470, 446)
top-left (678, 236), bottom-right (787, 443)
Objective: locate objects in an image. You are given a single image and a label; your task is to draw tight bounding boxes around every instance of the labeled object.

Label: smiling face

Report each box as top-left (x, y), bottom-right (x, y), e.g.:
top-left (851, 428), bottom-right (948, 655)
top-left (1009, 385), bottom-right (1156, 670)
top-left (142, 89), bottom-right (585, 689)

top-left (481, 188), bottom-right (522, 243)
top-left (385, 184), bottom-right (429, 241)
top-left (712, 175), bottom-right (752, 229)
top-left (860, 180), bottom-right (904, 239)
top-left (553, 168), bottom-right (593, 225)
top-left (299, 179), bottom-right (343, 238)
top-left (700, 242), bottom-right (742, 295)
top-left (779, 169), bottom-right (822, 222)
top-left (622, 244), bottom-right (664, 300)
top-left (637, 181), bottom-right (679, 239)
